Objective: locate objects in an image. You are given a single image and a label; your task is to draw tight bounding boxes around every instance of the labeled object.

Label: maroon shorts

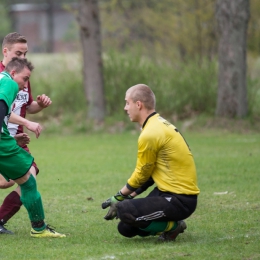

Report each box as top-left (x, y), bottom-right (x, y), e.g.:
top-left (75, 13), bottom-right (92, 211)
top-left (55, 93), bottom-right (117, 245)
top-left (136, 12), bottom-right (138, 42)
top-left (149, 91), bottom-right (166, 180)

top-left (22, 144), bottom-right (39, 175)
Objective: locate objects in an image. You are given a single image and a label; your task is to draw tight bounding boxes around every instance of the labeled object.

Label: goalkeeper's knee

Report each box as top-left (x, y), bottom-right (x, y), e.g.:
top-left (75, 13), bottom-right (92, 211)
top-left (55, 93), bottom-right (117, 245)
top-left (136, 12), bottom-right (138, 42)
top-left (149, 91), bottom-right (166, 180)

top-left (117, 200), bottom-right (138, 224)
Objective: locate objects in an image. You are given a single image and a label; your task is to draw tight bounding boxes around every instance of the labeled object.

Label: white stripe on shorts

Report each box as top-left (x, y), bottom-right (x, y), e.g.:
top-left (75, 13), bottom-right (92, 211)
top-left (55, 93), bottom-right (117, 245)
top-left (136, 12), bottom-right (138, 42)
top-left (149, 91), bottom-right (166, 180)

top-left (135, 211), bottom-right (166, 221)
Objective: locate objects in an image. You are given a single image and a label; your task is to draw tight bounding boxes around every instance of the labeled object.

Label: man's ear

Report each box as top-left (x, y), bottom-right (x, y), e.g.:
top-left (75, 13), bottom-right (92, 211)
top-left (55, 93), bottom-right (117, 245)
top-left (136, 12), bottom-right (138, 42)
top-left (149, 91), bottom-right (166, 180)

top-left (3, 47), bottom-right (8, 57)
top-left (136, 101), bottom-right (142, 109)
top-left (9, 70), bottom-right (16, 78)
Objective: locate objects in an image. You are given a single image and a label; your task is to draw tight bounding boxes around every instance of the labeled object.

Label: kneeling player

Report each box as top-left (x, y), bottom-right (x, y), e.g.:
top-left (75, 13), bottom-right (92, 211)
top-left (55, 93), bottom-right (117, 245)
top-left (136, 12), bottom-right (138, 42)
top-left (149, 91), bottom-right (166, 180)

top-left (102, 84), bottom-right (199, 241)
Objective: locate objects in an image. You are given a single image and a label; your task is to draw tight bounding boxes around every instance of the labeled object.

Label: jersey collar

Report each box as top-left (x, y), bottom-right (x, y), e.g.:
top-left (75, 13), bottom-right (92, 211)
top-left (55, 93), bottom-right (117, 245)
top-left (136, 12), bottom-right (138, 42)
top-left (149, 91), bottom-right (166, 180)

top-left (0, 71), bottom-right (12, 79)
top-left (142, 112), bottom-right (157, 129)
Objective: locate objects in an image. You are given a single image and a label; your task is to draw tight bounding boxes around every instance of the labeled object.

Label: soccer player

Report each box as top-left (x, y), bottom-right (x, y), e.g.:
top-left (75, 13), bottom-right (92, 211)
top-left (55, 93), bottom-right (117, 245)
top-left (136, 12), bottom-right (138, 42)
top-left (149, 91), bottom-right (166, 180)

top-left (102, 84), bottom-right (200, 241)
top-left (0, 57), bottom-right (65, 238)
top-left (0, 32), bottom-right (51, 234)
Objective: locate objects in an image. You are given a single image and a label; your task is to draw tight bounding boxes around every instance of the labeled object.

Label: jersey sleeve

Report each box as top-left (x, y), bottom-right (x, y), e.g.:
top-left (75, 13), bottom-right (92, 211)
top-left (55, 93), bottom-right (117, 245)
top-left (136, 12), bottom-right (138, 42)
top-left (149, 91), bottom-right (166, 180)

top-left (0, 79), bottom-right (19, 109)
top-left (134, 177), bottom-right (155, 195)
top-left (127, 132), bottom-right (157, 189)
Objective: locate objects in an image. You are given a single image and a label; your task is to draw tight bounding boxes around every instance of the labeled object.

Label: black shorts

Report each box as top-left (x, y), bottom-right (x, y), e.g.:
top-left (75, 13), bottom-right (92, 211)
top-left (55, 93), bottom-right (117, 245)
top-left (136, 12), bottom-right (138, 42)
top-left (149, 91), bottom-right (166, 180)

top-left (117, 187), bottom-right (198, 227)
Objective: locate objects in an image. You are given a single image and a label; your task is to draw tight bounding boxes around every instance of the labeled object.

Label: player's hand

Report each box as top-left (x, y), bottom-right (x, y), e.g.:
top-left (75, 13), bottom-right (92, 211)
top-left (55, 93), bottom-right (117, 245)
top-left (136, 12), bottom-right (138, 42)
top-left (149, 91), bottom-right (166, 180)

top-left (14, 133), bottom-right (30, 146)
top-left (25, 121), bottom-right (42, 138)
top-left (102, 197), bottom-right (118, 220)
top-left (36, 94), bottom-right (52, 108)
top-left (102, 191), bottom-right (133, 220)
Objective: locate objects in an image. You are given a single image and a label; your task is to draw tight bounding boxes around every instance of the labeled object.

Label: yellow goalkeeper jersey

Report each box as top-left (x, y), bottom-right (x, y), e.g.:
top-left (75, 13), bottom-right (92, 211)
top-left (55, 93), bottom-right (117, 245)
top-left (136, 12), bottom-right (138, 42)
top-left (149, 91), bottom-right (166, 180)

top-left (127, 113), bottom-right (200, 195)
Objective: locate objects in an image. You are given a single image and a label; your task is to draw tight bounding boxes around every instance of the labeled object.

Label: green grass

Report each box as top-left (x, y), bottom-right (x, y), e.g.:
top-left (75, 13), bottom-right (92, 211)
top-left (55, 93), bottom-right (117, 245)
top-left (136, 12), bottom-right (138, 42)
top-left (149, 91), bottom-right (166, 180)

top-left (1, 131), bottom-right (260, 260)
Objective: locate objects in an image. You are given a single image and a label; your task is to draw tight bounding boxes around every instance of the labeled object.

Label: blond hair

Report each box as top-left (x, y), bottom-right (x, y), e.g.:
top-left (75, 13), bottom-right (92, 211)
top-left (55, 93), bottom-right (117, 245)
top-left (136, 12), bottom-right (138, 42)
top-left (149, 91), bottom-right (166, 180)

top-left (127, 84), bottom-right (156, 110)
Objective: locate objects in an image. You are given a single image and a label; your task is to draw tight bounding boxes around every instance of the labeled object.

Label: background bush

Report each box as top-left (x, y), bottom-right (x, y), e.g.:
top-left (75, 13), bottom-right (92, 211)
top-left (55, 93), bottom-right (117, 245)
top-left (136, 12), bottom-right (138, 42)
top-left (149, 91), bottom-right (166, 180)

top-left (28, 51), bottom-right (260, 128)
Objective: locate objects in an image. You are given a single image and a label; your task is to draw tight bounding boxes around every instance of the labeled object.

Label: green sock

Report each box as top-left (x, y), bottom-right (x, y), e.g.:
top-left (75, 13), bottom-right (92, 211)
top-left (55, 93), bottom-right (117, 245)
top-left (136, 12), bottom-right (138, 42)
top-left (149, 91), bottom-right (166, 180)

top-left (20, 174), bottom-right (45, 231)
top-left (140, 221), bottom-right (178, 236)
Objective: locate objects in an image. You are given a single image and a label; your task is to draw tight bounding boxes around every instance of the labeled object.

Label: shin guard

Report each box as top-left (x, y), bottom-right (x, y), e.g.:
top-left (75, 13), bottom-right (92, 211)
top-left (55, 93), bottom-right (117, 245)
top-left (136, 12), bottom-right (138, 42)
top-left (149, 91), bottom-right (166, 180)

top-left (20, 174), bottom-right (45, 223)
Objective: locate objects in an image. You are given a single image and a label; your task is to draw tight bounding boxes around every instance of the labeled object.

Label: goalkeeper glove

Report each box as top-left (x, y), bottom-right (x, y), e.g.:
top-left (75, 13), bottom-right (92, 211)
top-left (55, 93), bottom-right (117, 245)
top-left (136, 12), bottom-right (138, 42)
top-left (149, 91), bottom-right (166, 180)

top-left (102, 191), bottom-right (133, 220)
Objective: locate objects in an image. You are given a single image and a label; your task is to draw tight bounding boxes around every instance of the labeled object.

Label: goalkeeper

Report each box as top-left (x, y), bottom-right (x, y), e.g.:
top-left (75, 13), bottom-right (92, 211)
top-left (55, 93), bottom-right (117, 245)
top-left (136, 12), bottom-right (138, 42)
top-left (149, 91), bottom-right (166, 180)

top-left (102, 84), bottom-right (200, 241)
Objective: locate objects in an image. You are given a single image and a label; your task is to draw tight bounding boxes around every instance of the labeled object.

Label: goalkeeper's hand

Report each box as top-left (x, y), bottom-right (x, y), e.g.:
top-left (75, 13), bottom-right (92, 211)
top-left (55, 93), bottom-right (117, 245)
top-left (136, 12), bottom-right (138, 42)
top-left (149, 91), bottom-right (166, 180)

top-left (102, 191), bottom-right (133, 220)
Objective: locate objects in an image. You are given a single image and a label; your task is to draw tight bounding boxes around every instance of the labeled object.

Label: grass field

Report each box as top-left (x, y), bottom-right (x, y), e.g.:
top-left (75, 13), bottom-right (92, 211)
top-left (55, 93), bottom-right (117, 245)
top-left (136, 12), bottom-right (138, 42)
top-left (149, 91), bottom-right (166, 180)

top-left (1, 131), bottom-right (260, 260)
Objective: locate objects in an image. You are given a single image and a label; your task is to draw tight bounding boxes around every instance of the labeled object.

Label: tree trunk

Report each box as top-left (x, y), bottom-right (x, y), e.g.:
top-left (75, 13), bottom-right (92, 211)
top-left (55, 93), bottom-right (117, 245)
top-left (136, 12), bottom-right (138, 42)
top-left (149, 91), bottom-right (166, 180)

top-left (46, 0), bottom-right (54, 53)
top-left (78, 0), bottom-right (105, 122)
top-left (215, 0), bottom-right (250, 117)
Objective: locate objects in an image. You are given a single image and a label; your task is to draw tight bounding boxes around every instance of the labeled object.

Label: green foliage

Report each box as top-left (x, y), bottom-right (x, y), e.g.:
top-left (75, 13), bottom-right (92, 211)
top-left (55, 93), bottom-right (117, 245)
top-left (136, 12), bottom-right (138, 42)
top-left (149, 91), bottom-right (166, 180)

top-left (28, 53), bottom-right (86, 119)
top-left (3, 0), bottom-right (260, 59)
top-left (100, 0), bottom-right (217, 61)
top-left (247, 77), bottom-right (260, 119)
top-left (27, 52), bottom-right (260, 128)
top-left (0, 132), bottom-right (260, 259)
top-left (104, 51), bottom-right (217, 119)
top-left (248, 0), bottom-right (260, 56)
top-left (100, 0), bottom-right (260, 60)
top-left (247, 57), bottom-right (260, 120)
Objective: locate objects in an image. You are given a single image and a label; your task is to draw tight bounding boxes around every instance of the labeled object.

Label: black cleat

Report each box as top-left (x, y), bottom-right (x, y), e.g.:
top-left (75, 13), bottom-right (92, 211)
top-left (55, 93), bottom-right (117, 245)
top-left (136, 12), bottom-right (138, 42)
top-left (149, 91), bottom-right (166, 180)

top-left (158, 220), bottom-right (187, 241)
top-left (0, 222), bottom-right (14, 235)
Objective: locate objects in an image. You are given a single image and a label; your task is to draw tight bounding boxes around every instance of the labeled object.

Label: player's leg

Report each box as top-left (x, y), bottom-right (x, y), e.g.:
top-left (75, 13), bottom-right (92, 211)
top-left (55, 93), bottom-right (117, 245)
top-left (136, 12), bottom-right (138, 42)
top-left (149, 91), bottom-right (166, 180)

top-left (0, 174), bottom-right (16, 234)
top-left (0, 164), bottom-right (38, 235)
top-left (117, 221), bottom-right (151, 237)
top-left (15, 171), bottom-right (65, 238)
top-left (117, 197), bottom-right (179, 237)
top-left (16, 171), bottom-right (45, 228)
top-left (0, 142), bottom-right (65, 238)
top-left (14, 163), bottom-right (38, 196)
top-left (0, 134), bottom-right (59, 237)
top-left (117, 188), bottom-right (197, 240)
top-left (0, 141), bottom-right (39, 230)
top-left (117, 218), bottom-right (186, 239)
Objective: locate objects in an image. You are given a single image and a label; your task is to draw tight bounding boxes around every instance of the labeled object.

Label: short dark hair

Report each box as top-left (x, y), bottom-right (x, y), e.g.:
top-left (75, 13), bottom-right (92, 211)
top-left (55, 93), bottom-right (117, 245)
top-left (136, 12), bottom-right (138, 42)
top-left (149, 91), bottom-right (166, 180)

top-left (5, 57), bottom-right (34, 74)
top-left (2, 32), bottom-right (27, 50)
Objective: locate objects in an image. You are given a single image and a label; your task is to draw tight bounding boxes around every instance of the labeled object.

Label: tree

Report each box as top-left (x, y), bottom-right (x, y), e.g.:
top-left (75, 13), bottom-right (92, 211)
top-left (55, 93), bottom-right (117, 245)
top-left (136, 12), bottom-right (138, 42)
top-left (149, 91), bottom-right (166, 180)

top-left (77, 0), bottom-right (105, 122)
top-left (46, 0), bottom-right (55, 53)
top-left (100, 0), bottom-right (217, 62)
top-left (215, 0), bottom-right (250, 118)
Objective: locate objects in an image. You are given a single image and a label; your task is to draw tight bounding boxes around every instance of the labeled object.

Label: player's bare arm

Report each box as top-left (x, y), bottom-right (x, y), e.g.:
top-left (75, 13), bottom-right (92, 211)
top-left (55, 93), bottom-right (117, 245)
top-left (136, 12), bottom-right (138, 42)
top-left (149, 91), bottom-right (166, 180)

top-left (9, 112), bottom-right (42, 138)
top-left (27, 94), bottom-right (52, 114)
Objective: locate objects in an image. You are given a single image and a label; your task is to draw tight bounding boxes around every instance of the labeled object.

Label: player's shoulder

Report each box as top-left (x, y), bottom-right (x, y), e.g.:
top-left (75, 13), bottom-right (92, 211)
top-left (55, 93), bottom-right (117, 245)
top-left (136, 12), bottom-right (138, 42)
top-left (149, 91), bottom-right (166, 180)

top-left (144, 114), bottom-right (172, 132)
top-left (0, 71), bottom-right (11, 80)
top-left (0, 74), bottom-right (19, 91)
top-left (2, 76), bottom-right (17, 87)
top-left (140, 121), bottom-right (162, 142)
